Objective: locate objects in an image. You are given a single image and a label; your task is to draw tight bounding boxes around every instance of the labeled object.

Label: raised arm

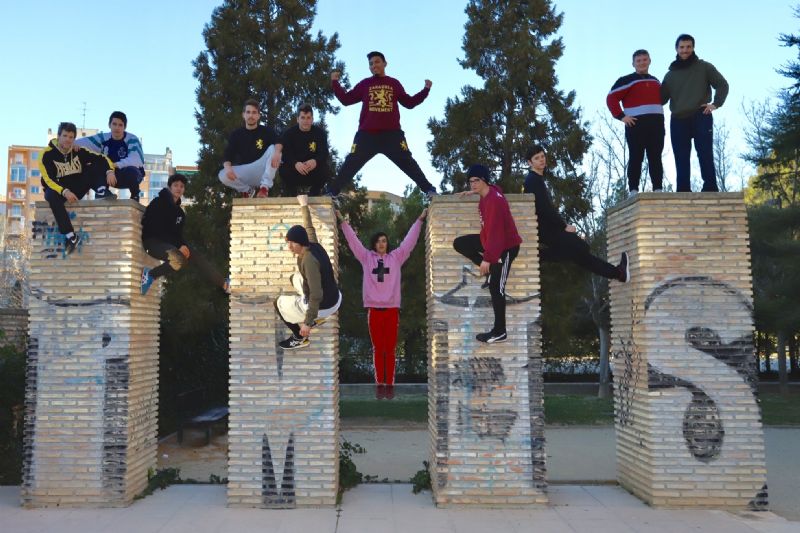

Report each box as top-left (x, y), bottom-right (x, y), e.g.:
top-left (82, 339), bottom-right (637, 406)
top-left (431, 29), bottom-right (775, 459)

top-left (331, 72), bottom-right (362, 106)
top-left (298, 195), bottom-right (318, 244)
top-left (338, 211), bottom-right (370, 264)
top-left (392, 210), bottom-right (426, 265)
top-left (395, 79), bottom-right (431, 109)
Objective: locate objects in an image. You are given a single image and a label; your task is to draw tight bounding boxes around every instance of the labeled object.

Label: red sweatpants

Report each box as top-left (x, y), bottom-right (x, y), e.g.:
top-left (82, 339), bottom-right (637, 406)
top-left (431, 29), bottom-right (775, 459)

top-left (368, 307), bottom-right (400, 385)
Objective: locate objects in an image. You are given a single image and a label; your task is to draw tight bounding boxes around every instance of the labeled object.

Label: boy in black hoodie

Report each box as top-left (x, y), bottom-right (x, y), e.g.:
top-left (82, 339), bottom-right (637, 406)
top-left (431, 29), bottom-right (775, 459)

top-left (140, 174), bottom-right (229, 295)
top-left (523, 145), bottom-right (630, 283)
top-left (39, 122), bottom-right (116, 254)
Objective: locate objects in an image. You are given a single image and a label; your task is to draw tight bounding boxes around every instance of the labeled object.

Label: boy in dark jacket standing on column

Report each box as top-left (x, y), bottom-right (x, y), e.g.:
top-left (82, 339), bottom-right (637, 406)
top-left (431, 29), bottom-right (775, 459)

top-left (140, 174), bottom-right (229, 295)
top-left (453, 165), bottom-right (522, 344)
top-left (273, 103), bottom-right (330, 196)
top-left (523, 145), bottom-right (629, 283)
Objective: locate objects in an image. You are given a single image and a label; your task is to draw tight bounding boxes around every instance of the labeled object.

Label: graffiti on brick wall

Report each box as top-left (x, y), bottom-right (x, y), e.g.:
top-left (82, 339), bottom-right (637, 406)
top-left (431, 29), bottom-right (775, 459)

top-left (23, 288), bottom-right (131, 501)
top-left (431, 263), bottom-right (546, 487)
top-left (265, 222), bottom-right (293, 252)
top-left (642, 276), bottom-right (759, 464)
top-left (32, 218), bottom-right (90, 259)
top-left (262, 432), bottom-right (296, 507)
top-left (453, 357), bottom-right (517, 441)
top-left (527, 320), bottom-right (546, 487)
top-left (613, 301), bottom-right (643, 429)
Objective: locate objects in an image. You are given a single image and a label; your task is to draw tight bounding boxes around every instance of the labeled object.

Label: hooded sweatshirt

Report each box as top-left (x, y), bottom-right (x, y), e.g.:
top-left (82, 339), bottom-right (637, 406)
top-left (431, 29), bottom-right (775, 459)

top-left (661, 53), bottom-right (729, 119)
top-left (141, 187), bottom-right (186, 248)
top-left (341, 219), bottom-right (422, 308)
top-left (39, 139), bottom-right (114, 194)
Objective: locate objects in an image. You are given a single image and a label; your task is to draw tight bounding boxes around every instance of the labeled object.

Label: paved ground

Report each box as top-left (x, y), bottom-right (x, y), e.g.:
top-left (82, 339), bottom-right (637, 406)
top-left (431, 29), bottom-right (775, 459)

top-left (162, 425), bottom-right (800, 521)
top-left (2, 484), bottom-right (796, 533)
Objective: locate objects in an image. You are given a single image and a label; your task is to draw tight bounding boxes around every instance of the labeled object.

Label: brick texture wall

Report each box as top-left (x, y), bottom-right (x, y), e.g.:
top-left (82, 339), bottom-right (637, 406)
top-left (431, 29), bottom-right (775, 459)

top-left (607, 193), bottom-right (768, 509)
top-left (426, 194), bottom-right (547, 506)
top-left (227, 198), bottom-right (339, 508)
top-left (22, 200), bottom-right (161, 507)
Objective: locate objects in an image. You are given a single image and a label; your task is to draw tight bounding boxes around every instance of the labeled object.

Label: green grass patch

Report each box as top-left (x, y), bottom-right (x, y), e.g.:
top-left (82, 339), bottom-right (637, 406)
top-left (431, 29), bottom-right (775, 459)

top-left (340, 396), bottom-right (428, 422)
top-left (759, 392), bottom-right (800, 426)
top-left (543, 395), bottom-right (614, 425)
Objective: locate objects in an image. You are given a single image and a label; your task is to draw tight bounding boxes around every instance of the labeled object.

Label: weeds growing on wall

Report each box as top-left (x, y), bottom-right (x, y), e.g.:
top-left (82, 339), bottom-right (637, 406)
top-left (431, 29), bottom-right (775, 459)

top-left (338, 439), bottom-right (366, 502)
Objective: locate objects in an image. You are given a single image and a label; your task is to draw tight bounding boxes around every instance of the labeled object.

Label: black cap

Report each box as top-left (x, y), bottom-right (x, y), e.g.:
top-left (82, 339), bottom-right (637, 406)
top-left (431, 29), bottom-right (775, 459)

top-left (467, 164), bottom-right (491, 183)
top-left (286, 225), bottom-right (309, 246)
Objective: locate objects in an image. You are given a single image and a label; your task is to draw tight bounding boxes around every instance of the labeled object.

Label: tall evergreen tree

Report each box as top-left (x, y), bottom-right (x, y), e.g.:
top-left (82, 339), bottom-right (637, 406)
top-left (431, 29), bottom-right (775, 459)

top-left (428, 0), bottom-right (591, 220)
top-left (747, 5), bottom-right (800, 206)
top-left (156, 0), bottom-right (345, 427)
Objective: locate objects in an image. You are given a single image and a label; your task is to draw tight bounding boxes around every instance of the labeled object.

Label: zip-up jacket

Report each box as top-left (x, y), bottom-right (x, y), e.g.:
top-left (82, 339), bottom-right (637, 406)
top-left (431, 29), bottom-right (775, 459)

top-left (141, 187), bottom-right (186, 248)
top-left (74, 131), bottom-right (145, 168)
top-left (332, 75), bottom-right (429, 132)
top-left (341, 218), bottom-right (422, 308)
top-left (298, 205), bottom-right (339, 326)
top-left (39, 139), bottom-right (114, 195)
top-left (661, 54), bottom-right (729, 119)
top-left (479, 185), bottom-right (523, 264)
top-left (606, 73), bottom-right (663, 120)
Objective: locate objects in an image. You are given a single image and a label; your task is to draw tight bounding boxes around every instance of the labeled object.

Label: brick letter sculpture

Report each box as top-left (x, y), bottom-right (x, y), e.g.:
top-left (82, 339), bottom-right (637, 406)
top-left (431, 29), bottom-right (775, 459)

top-left (227, 198), bottom-right (339, 508)
top-left (607, 193), bottom-right (768, 509)
top-left (22, 200), bottom-right (160, 507)
top-left (425, 195), bottom-right (547, 506)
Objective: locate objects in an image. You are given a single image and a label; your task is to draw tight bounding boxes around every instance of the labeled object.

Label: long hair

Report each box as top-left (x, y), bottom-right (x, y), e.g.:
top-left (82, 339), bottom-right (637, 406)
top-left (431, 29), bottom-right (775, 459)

top-left (369, 232), bottom-right (390, 252)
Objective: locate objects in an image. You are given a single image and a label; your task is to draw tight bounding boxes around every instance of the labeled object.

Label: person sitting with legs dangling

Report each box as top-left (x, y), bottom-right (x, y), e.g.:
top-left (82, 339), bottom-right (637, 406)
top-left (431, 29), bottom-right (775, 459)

top-left (140, 173), bottom-right (230, 295)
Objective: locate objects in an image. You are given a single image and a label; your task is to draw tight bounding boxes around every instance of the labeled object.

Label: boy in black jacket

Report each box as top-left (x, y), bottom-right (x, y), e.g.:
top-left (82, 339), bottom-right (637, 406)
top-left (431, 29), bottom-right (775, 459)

top-left (523, 145), bottom-right (630, 283)
top-left (273, 103), bottom-right (330, 196)
top-left (140, 174), bottom-right (229, 295)
top-left (39, 122), bottom-right (116, 254)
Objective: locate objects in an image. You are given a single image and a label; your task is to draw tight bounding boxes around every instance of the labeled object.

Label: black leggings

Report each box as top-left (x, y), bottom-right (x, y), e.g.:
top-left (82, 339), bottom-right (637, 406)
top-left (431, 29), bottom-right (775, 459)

top-left (143, 239), bottom-right (226, 288)
top-left (453, 234), bottom-right (518, 334)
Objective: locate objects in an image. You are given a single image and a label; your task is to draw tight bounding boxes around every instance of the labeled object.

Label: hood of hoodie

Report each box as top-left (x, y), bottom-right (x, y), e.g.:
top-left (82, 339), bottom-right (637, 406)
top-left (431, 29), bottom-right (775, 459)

top-left (159, 186), bottom-right (181, 206)
top-left (669, 52), bottom-right (699, 71)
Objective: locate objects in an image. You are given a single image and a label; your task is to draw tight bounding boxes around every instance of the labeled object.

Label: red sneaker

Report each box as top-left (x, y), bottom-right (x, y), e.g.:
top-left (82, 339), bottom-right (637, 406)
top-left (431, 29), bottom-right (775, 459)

top-left (256, 186), bottom-right (268, 198)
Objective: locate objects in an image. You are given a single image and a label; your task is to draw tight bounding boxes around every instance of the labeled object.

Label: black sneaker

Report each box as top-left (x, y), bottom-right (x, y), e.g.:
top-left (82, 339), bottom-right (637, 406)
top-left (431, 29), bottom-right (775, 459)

top-left (476, 331), bottom-right (507, 344)
top-left (95, 188), bottom-right (117, 200)
top-left (64, 234), bottom-right (81, 255)
top-left (481, 275), bottom-right (490, 289)
top-left (617, 252), bottom-right (630, 283)
top-left (279, 335), bottom-right (309, 350)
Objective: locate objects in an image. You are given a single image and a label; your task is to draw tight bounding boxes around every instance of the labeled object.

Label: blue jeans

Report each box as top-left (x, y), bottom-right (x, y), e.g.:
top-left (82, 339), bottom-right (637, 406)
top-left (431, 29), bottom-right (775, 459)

top-left (670, 111), bottom-right (718, 192)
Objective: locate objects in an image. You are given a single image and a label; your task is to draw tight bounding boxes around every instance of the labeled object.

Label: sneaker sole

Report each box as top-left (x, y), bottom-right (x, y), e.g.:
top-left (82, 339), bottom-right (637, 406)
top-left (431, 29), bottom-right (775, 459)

top-left (486, 336), bottom-right (507, 344)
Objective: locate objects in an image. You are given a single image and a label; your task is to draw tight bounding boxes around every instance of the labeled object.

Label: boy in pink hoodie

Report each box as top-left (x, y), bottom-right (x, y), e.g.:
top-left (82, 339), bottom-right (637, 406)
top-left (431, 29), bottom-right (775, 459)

top-left (337, 208), bottom-right (428, 399)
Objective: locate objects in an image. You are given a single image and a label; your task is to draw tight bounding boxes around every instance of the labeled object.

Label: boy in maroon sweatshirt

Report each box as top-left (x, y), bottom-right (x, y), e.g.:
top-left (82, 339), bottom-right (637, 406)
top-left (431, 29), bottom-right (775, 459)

top-left (453, 165), bottom-right (522, 344)
top-left (327, 51), bottom-right (438, 197)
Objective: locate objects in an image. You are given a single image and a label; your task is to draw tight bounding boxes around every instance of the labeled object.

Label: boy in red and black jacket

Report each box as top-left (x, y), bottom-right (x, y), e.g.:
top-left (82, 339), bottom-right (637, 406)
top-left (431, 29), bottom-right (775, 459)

top-left (453, 164), bottom-right (522, 344)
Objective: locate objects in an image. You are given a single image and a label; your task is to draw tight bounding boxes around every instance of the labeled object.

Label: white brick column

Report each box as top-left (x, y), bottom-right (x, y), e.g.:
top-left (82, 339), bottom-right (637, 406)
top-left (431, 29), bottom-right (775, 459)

top-left (22, 200), bottom-right (160, 507)
top-left (227, 198), bottom-right (339, 508)
top-left (426, 195), bottom-right (547, 506)
top-left (607, 192), bottom-right (768, 509)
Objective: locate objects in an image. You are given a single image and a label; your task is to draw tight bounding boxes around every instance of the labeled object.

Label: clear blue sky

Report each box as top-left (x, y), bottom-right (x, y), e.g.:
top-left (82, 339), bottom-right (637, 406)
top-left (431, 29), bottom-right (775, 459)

top-left (1, 0), bottom-right (795, 195)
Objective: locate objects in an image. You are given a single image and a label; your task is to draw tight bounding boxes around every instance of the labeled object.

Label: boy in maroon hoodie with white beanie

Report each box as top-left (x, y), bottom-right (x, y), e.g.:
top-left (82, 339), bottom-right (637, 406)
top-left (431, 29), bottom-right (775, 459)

top-left (453, 164), bottom-right (522, 344)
